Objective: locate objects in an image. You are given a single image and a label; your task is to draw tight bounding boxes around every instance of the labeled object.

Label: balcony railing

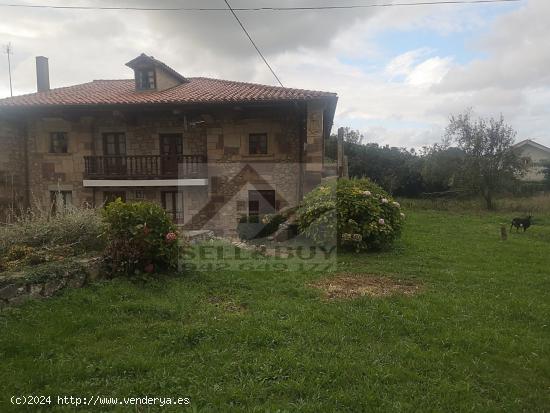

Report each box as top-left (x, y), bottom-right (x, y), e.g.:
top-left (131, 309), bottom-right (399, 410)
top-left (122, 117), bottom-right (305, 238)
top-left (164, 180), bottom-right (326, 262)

top-left (84, 155), bottom-right (207, 179)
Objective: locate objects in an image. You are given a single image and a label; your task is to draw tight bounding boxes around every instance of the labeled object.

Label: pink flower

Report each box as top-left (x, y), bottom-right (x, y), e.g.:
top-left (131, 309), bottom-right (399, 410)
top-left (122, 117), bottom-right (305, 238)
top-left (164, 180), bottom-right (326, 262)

top-left (378, 218), bottom-right (385, 225)
top-left (363, 190), bottom-right (372, 197)
top-left (381, 198), bottom-right (389, 204)
top-left (165, 232), bottom-right (177, 242)
top-left (393, 201), bottom-right (401, 208)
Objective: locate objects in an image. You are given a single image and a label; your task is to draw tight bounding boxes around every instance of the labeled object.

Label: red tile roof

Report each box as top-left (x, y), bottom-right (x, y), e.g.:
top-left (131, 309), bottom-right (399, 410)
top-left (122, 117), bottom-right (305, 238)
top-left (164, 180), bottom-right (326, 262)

top-left (0, 77), bottom-right (336, 108)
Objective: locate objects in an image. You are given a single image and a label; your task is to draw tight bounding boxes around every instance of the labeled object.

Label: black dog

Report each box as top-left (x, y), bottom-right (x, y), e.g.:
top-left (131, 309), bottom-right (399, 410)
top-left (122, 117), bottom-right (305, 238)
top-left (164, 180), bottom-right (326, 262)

top-left (511, 216), bottom-right (532, 232)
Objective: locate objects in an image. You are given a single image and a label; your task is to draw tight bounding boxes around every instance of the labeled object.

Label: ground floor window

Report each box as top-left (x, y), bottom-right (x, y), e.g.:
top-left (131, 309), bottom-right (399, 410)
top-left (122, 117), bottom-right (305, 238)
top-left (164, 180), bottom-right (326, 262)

top-left (162, 191), bottom-right (184, 223)
top-left (50, 190), bottom-right (72, 213)
top-left (103, 191), bottom-right (126, 206)
top-left (248, 190), bottom-right (276, 217)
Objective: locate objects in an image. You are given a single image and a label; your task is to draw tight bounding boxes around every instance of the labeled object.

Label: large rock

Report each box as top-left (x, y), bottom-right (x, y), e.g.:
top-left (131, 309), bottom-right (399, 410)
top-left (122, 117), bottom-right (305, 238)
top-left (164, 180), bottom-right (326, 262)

top-left (66, 272), bottom-right (87, 289)
top-left (0, 284), bottom-right (18, 300)
top-left (43, 279), bottom-right (66, 296)
top-left (29, 283), bottom-right (43, 297)
top-left (9, 295), bottom-right (30, 306)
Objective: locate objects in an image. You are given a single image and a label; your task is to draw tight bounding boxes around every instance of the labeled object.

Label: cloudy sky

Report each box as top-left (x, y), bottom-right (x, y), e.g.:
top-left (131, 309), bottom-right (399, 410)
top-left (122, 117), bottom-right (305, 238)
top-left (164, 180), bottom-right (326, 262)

top-left (0, 0), bottom-right (548, 148)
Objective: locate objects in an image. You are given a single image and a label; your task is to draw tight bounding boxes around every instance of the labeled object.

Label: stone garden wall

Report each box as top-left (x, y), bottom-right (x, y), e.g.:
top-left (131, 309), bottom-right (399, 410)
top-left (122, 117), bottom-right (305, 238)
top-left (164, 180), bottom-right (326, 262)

top-left (0, 257), bottom-right (103, 309)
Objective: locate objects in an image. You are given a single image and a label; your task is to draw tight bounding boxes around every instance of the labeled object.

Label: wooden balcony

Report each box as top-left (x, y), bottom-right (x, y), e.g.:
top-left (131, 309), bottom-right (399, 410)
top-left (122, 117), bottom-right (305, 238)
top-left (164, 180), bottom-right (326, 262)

top-left (84, 155), bottom-right (207, 180)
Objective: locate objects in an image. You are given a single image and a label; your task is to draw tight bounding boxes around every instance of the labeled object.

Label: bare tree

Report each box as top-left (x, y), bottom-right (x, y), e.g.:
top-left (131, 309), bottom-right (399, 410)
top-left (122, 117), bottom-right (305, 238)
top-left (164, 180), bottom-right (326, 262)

top-left (445, 111), bottom-right (526, 210)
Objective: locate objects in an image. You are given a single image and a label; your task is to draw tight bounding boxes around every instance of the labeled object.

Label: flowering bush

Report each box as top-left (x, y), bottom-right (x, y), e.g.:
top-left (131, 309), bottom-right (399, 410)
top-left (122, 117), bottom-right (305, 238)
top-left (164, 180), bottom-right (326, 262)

top-left (296, 178), bottom-right (405, 251)
top-left (102, 199), bottom-right (181, 275)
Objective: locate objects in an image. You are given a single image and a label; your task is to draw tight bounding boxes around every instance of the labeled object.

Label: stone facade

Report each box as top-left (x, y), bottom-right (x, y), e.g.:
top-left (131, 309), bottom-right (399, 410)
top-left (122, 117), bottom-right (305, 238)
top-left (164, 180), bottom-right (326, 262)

top-left (0, 121), bottom-right (26, 213)
top-left (0, 101), bottom-right (332, 234)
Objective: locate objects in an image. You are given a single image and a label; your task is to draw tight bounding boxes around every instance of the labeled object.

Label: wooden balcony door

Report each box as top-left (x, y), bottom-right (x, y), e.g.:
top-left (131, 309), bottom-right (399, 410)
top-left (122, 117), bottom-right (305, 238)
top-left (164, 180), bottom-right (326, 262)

top-left (103, 132), bottom-right (127, 175)
top-left (160, 134), bottom-right (183, 177)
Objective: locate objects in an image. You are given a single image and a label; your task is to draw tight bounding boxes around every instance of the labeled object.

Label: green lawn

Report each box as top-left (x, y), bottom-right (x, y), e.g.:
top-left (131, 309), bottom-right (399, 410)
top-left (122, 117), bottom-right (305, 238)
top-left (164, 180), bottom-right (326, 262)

top-left (1, 211), bottom-right (550, 412)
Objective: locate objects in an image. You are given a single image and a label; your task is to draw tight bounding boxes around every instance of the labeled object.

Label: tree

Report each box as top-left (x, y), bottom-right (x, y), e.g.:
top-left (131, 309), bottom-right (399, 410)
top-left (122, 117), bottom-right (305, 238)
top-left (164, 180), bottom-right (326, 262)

top-left (421, 144), bottom-right (465, 193)
top-left (325, 131), bottom-right (426, 197)
top-left (445, 111), bottom-right (526, 209)
top-left (340, 127), bottom-right (364, 145)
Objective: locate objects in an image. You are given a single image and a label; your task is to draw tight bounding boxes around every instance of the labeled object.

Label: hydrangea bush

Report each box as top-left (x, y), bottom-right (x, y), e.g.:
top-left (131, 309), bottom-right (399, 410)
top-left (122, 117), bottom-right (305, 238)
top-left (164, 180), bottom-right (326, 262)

top-left (297, 178), bottom-right (405, 251)
top-left (102, 199), bottom-right (181, 275)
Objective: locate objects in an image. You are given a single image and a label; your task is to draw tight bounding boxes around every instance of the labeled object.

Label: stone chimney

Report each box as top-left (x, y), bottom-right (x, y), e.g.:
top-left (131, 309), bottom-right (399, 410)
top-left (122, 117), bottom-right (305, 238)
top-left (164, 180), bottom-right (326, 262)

top-left (36, 56), bottom-right (50, 92)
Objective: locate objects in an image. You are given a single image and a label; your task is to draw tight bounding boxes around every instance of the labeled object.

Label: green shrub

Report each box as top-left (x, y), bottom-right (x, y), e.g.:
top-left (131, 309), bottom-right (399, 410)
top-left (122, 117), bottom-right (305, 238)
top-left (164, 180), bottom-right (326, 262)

top-left (0, 205), bottom-right (104, 255)
top-left (258, 213), bottom-right (286, 238)
top-left (297, 178), bottom-right (405, 251)
top-left (102, 199), bottom-right (181, 275)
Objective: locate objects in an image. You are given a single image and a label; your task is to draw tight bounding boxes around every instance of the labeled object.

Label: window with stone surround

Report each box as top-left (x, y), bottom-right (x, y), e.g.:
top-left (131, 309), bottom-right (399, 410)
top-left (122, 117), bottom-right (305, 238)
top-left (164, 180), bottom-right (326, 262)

top-left (249, 133), bottom-right (268, 155)
top-left (248, 190), bottom-right (276, 216)
top-left (102, 133), bottom-right (126, 156)
top-left (50, 190), bottom-right (72, 213)
top-left (49, 132), bottom-right (68, 153)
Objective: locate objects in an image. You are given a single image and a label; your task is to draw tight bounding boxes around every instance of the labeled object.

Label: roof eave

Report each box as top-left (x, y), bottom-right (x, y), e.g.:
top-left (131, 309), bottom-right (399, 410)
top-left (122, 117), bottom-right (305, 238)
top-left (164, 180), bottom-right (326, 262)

top-left (0, 96), bottom-right (337, 112)
top-left (514, 139), bottom-right (550, 153)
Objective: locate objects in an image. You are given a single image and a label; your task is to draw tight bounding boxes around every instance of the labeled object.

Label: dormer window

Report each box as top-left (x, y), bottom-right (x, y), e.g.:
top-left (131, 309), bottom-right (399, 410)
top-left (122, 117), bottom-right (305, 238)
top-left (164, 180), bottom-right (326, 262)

top-left (126, 53), bottom-right (189, 92)
top-left (136, 69), bottom-right (156, 90)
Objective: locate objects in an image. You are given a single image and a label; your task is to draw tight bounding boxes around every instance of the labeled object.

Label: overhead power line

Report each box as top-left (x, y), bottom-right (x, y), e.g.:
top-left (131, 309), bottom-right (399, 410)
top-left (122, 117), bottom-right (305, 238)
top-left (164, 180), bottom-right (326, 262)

top-left (0, 0), bottom-right (522, 12)
top-left (224, 0), bottom-right (283, 87)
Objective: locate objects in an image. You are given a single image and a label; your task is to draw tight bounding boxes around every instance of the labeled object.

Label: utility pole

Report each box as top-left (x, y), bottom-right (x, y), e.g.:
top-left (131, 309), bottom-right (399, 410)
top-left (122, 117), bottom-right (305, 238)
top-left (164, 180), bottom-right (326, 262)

top-left (5, 42), bottom-right (13, 97)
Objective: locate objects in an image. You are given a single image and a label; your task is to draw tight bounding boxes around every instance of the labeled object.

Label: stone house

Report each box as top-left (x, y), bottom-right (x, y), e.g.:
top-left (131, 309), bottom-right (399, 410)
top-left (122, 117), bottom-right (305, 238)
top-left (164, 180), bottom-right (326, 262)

top-left (514, 139), bottom-right (550, 182)
top-left (0, 54), bottom-right (337, 235)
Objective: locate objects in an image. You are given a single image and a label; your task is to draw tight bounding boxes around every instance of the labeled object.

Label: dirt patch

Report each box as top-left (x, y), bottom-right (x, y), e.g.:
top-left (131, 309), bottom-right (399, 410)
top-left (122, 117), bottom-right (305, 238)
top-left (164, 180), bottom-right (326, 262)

top-left (207, 296), bottom-right (248, 314)
top-left (310, 273), bottom-right (421, 300)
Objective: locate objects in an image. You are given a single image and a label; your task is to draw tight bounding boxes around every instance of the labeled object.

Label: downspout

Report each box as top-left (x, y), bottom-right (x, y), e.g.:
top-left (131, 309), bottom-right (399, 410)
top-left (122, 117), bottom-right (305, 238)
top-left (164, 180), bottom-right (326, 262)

top-left (22, 118), bottom-right (31, 210)
top-left (298, 102), bottom-right (306, 201)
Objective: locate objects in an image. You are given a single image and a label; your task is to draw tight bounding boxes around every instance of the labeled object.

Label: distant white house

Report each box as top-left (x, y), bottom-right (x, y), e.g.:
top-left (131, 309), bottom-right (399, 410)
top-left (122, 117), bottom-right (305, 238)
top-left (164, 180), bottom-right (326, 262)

top-left (514, 139), bottom-right (550, 182)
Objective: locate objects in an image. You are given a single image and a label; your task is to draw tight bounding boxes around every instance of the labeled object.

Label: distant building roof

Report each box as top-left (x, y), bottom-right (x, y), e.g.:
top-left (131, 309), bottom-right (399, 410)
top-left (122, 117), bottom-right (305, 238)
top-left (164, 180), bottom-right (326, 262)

top-left (514, 139), bottom-right (550, 153)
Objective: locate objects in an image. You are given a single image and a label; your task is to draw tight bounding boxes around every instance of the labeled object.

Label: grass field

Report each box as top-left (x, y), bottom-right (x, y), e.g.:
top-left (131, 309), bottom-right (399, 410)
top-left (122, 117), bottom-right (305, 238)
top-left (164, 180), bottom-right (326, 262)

top-left (1, 210), bottom-right (550, 412)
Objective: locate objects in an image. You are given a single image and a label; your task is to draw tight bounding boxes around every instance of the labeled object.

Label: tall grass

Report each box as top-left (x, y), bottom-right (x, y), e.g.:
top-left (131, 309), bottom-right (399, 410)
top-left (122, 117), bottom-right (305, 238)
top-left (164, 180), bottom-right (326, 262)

top-left (399, 194), bottom-right (550, 214)
top-left (0, 200), bottom-right (104, 255)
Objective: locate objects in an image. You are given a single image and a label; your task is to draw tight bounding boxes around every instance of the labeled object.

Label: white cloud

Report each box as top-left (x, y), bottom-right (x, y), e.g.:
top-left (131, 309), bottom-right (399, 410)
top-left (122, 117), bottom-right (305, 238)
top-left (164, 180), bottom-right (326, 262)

top-left (406, 56), bottom-right (453, 86)
top-left (385, 48), bottom-right (432, 78)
